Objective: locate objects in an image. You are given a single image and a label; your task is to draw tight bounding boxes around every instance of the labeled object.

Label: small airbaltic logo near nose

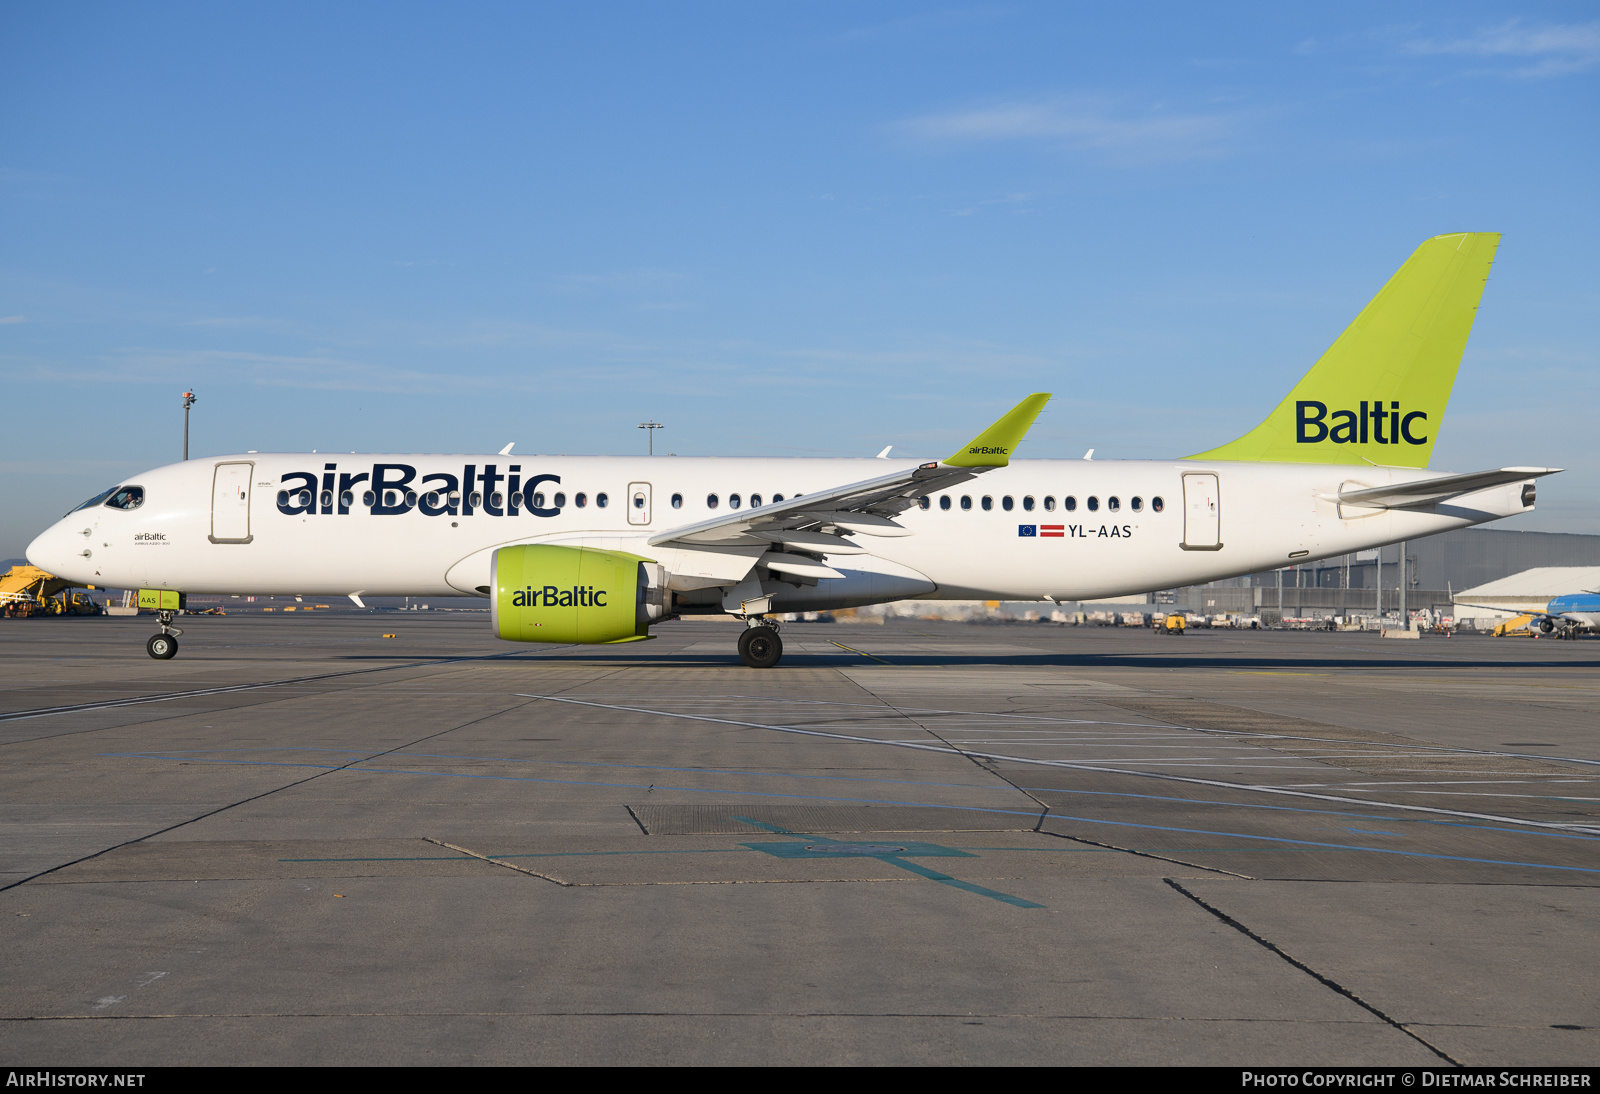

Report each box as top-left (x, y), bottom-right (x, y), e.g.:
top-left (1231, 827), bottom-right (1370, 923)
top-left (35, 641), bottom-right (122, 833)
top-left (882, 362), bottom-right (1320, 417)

top-left (133, 532), bottom-right (167, 543)
top-left (1297, 401), bottom-right (1428, 446)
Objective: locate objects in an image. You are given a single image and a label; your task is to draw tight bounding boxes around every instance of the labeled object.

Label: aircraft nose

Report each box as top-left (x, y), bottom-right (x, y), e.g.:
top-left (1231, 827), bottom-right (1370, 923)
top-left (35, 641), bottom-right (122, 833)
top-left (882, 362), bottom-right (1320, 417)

top-left (26, 519), bottom-right (85, 578)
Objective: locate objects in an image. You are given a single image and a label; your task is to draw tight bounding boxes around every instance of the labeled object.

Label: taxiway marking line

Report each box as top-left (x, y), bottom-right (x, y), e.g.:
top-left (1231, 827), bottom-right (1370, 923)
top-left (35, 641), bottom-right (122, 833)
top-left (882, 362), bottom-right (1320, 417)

top-left (105, 751), bottom-right (1600, 874)
top-left (520, 694), bottom-right (1600, 836)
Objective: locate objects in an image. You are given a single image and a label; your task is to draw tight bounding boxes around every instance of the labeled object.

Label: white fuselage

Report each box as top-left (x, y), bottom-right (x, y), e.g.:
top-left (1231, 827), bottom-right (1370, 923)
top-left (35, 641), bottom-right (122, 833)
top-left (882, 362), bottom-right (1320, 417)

top-left (26, 453), bottom-right (1534, 607)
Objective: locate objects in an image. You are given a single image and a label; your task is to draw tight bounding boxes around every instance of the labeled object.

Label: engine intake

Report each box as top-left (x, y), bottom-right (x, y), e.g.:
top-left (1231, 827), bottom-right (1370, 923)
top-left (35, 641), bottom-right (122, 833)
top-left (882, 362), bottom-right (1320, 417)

top-left (492, 544), bottom-right (667, 644)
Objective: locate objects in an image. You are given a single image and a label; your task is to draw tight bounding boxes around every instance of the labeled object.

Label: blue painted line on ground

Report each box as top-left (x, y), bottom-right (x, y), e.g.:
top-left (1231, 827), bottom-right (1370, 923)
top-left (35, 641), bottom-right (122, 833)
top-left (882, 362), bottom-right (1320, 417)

top-left (102, 753), bottom-right (1600, 877)
top-left (728, 816), bottom-right (1042, 908)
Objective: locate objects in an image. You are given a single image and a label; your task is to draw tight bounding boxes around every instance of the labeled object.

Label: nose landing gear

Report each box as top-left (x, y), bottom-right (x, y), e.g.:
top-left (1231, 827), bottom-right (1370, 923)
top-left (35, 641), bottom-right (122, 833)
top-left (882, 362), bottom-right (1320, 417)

top-left (737, 620), bottom-right (783, 668)
top-left (146, 609), bottom-right (184, 660)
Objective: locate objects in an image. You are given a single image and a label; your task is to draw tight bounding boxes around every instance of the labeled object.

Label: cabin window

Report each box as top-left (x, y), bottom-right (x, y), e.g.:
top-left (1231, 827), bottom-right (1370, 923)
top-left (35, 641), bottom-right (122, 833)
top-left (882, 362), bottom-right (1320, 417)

top-left (424, 492), bottom-right (440, 508)
top-left (1107, 496), bottom-right (1120, 512)
top-left (342, 491), bottom-right (355, 508)
top-left (490, 492), bottom-right (505, 509)
top-left (1152, 496), bottom-right (1164, 512)
top-left (553, 492), bottom-right (566, 508)
top-left (575, 492), bottom-right (588, 508)
top-left (1087, 496), bottom-right (1100, 511)
top-left (405, 490), bottom-right (418, 507)
top-left (707, 493), bottom-right (719, 509)
top-left (1131, 496), bottom-right (1142, 512)
top-left (596, 493), bottom-right (609, 508)
top-left (468, 491), bottom-right (482, 508)
top-left (981, 496), bottom-right (993, 511)
top-left (960, 496), bottom-right (972, 511)
top-left (918, 496), bottom-right (930, 510)
top-left (1042, 496), bottom-right (1054, 511)
top-left (1063, 496), bottom-right (1077, 511)
top-left (750, 494), bottom-right (762, 507)
top-left (939, 496), bottom-right (952, 511)
top-left (729, 494), bottom-right (742, 509)
top-left (528, 492), bottom-right (542, 508)
top-left (773, 494), bottom-right (784, 503)
top-left (320, 490), bottom-right (333, 510)
top-left (363, 490), bottom-right (376, 506)
top-left (671, 493), bottom-right (682, 509)
top-left (1001, 496), bottom-right (1014, 511)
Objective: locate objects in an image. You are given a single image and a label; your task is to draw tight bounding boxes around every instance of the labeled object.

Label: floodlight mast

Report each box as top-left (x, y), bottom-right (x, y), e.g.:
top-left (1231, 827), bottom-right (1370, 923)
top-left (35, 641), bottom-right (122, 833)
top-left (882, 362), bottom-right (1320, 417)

top-left (638, 419), bottom-right (663, 455)
top-left (182, 389), bottom-right (198, 460)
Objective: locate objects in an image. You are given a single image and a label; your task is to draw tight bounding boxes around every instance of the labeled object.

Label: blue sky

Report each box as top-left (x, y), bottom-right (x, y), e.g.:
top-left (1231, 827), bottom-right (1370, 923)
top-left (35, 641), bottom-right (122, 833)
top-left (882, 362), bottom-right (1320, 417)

top-left (2, 2), bottom-right (1597, 558)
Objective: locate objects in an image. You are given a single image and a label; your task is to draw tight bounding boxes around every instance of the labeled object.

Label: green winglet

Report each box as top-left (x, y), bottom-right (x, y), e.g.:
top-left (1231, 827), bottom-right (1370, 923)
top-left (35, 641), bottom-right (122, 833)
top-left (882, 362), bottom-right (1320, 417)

top-left (1186, 232), bottom-right (1499, 468)
top-left (944, 393), bottom-right (1052, 467)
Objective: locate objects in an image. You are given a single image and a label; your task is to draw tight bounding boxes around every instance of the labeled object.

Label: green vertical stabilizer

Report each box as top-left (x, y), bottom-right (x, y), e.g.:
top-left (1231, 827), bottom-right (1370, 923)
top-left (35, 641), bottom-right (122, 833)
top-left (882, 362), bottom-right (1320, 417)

top-left (1186, 232), bottom-right (1499, 468)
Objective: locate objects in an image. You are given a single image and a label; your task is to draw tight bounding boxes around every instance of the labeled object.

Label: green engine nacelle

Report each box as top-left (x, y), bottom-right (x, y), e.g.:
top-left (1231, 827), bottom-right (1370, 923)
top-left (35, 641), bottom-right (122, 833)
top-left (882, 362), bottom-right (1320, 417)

top-left (492, 544), bottom-right (667, 644)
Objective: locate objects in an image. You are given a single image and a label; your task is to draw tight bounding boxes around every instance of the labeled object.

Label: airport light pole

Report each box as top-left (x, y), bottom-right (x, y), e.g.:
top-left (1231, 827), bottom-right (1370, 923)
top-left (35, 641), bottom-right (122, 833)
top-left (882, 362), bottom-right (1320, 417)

top-left (638, 419), bottom-right (663, 455)
top-left (182, 389), bottom-right (197, 460)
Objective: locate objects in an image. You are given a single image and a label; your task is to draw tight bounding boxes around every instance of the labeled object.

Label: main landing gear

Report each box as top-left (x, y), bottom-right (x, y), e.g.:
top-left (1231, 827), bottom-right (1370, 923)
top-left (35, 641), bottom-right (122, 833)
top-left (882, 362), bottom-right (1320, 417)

top-left (737, 620), bottom-right (783, 669)
top-left (146, 610), bottom-right (183, 660)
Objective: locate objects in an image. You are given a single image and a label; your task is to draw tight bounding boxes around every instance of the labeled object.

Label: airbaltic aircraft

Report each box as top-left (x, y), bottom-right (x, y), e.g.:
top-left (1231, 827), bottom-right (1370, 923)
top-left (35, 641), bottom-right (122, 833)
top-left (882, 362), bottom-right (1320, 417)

top-left (27, 233), bottom-right (1559, 666)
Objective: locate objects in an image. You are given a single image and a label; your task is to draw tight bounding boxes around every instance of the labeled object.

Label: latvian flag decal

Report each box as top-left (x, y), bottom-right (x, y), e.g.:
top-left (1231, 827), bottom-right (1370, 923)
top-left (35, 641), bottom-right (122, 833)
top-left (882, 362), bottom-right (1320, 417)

top-left (1040, 525), bottom-right (1064, 537)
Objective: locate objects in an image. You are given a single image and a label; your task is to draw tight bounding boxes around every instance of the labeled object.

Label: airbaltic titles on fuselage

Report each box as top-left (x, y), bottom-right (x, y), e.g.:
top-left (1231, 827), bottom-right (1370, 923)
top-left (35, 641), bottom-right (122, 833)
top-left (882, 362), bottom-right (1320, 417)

top-left (276, 462), bottom-right (562, 518)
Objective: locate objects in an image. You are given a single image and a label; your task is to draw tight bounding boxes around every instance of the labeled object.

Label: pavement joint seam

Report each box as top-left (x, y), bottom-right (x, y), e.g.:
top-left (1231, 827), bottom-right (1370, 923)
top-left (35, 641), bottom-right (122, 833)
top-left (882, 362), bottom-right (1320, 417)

top-left (525, 695), bottom-right (1600, 836)
top-left (0, 696), bottom-right (547, 894)
top-left (1162, 878), bottom-right (1461, 1066)
top-left (424, 837), bottom-right (571, 886)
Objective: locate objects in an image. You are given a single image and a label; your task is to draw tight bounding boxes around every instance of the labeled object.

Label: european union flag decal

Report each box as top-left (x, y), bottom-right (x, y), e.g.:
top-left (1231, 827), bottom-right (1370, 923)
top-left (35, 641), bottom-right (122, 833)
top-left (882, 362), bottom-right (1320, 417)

top-left (1018, 525), bottom-right (1037, 537)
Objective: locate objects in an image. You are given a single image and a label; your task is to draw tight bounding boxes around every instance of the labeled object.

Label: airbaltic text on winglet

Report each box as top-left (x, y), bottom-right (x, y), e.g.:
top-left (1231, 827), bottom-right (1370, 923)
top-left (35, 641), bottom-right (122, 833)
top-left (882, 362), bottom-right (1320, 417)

top-left (968, 446), bottom-right (1010, 455)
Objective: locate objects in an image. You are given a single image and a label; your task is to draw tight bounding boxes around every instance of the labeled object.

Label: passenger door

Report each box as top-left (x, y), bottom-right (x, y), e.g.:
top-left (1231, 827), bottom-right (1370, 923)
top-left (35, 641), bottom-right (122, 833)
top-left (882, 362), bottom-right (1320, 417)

top-left (210, 461), bottom-right (254, 543)
top-left (626, 482), bottom-right (652, 526)
top-left (1181, 472), bottom-right (1221, 551)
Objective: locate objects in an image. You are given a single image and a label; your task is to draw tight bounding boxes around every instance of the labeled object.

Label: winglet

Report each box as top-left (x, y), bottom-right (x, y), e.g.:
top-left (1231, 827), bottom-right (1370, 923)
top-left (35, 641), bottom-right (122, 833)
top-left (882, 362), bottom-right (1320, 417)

top-left (944, 393), bottom-right (1051, 467)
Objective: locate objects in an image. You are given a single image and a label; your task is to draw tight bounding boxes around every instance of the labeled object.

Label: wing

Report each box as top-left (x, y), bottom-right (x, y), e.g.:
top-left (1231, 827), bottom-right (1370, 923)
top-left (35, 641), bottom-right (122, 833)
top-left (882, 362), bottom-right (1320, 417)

top-left (647, 394), bottom-right (1051, 556)
top-left (1328, 466), bottom-right (1561, 510)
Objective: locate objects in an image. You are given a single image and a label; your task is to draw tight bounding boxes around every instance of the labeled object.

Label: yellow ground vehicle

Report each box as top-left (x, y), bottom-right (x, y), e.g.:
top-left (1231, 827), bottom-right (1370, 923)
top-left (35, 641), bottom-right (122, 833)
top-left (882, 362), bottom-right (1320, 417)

top-left (1154, 613), bottom-right (1186, 635)
top-left (1491, 613), bottom-right (1537, 638)
top-left (0, 565), bottom-right (104, 618)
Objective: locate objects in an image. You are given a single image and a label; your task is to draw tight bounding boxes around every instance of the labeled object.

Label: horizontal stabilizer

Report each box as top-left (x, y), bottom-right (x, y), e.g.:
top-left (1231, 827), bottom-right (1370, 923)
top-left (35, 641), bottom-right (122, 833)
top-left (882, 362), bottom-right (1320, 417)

top-left (1329, 467), bottom-right (1560, 510)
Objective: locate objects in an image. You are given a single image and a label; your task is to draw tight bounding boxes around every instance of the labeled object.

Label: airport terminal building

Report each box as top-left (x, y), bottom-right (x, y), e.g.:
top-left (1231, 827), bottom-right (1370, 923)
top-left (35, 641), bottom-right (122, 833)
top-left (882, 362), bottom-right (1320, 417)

top-left (1158, 527), bottom-right (1600, 620)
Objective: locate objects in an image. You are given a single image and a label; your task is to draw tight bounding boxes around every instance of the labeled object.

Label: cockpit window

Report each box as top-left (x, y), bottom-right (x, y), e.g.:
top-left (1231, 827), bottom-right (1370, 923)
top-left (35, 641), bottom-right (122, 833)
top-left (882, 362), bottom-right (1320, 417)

top-left (73, 486), bottom-right (119, 513)
top-left (104, 486), bottom-right (145, 510)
